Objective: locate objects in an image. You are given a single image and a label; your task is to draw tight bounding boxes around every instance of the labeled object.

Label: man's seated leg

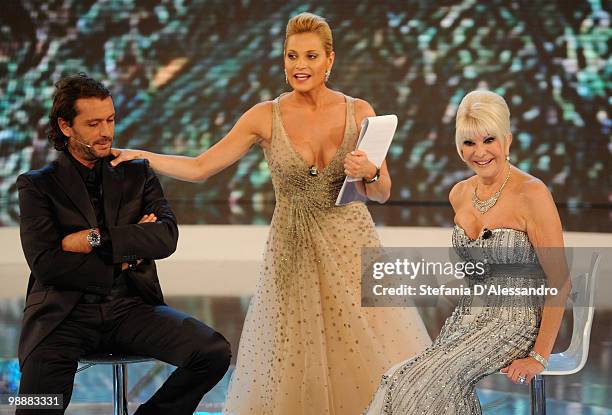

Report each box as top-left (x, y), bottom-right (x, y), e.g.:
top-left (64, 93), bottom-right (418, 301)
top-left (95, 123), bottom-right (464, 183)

top-left (17, 304), bottom-right (101, 415)
top-left (108, 300), bottom-right (231, 415)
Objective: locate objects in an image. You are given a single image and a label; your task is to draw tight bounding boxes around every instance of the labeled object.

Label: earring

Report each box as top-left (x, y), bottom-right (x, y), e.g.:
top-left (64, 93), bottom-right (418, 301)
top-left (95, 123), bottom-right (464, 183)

top-left (505, 155), bottom-right (510, 162)
top-left (284, 70), bottom-right (288, 84)
top-left (325, 70), bottom-right (330, 82)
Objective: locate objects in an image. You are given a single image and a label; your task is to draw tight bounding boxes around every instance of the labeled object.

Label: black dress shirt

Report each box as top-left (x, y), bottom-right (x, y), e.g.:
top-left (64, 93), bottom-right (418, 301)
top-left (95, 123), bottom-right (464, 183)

top-left (66, 151), bottom-right (112, 258)
top-left (65, 151), bottom-right (131, 298)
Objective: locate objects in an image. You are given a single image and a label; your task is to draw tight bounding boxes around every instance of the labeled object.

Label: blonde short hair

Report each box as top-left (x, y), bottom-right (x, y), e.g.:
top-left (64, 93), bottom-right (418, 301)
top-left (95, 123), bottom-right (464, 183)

top-left (455, 90), bottom-right (511, 160)
top-left (285, 12), bottom-right (333, 56)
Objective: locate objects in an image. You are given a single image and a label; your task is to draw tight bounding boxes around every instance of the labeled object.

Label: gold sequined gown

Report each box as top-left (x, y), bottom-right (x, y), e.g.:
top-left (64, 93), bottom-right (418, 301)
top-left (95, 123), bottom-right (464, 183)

top-left (365, 226), bottom-right (546, 415)
top-left (222, 95), bottom-right (431, 415)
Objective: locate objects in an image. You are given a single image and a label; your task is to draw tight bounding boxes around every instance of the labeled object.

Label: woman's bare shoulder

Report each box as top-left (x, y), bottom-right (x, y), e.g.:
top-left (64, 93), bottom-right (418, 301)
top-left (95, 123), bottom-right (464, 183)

top-left (514, 169), bottom-right (554, 214)
top-left (347, 96), bottom-right (376, 129)
top-left (449, 177), bottom-right (473, 207)
top-left (515, 169), bottom-right (549, 198)
top-left (242, 101), bottom-right (274, 143)
top-left (248, 100), bottom-right (273, 116)
top-left (352, 97), bottom-right (375, 115)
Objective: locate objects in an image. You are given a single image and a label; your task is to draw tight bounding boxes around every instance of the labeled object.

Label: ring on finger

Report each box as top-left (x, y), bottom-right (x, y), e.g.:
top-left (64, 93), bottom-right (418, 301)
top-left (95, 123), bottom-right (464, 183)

top-left (518, 375), bottom-right (527, 384)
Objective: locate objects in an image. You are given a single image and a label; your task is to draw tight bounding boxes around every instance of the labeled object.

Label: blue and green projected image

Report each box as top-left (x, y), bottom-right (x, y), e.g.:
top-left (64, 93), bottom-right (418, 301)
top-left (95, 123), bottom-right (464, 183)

top-left (1, 0), bottom-right (610, 226)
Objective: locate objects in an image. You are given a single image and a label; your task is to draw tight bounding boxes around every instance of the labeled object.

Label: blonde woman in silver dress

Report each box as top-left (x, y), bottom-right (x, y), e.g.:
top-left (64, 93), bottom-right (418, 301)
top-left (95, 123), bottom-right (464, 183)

top-left (111, 13), bottom-right (430, 415)
top-left (365, 90), bottom-right (571, 414)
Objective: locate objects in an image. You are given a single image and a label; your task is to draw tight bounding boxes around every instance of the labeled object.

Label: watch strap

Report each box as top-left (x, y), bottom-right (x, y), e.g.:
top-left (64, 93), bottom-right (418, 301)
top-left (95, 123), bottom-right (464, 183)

top-left (363, 167), bottom-right (380, 184)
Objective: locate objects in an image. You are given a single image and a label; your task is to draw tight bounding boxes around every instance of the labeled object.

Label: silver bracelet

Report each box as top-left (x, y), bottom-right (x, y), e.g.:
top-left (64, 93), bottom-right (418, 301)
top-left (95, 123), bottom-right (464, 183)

top-left (528, 350), bottom-right (548, 368)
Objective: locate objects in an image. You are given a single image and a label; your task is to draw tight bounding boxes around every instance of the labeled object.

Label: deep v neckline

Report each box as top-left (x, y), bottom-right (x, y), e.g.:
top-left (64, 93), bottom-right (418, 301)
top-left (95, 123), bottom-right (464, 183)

top-left (276, 93), bottom-right (349, 174)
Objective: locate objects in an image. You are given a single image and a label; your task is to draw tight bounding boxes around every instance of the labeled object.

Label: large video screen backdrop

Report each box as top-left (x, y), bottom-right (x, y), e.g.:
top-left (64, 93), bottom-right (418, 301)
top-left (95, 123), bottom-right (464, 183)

top-left (1, 0), bottom-right (609, 226)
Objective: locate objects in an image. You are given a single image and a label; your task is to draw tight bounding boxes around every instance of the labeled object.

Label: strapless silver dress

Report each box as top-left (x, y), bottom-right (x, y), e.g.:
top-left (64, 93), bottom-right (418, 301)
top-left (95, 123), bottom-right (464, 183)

top-left (365, 226), bottom-right (546, 415)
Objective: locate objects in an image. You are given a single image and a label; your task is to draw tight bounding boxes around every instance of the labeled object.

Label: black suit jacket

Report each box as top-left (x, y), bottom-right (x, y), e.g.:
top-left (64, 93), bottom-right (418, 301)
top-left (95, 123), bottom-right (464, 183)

top-left (17, 151), bottom-right (178, 368)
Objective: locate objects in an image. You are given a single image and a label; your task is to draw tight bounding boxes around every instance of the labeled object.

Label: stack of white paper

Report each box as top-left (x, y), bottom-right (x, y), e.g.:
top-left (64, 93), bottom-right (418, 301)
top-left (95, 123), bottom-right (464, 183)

top-left (335, 115), bottom-right (398, 206)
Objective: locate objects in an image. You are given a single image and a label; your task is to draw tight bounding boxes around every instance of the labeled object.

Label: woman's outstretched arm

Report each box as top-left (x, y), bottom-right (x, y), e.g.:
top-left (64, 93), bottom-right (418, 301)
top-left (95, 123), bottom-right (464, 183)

top-left (111, 102), bottom-right (272, 182)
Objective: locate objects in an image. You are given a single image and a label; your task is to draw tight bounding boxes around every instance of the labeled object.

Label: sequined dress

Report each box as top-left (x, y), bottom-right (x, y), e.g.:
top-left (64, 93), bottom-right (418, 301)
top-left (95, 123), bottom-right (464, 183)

top-left (365, 226), bottom-right (546, 415)
top-left (223, 95), bottom-right (431, 415)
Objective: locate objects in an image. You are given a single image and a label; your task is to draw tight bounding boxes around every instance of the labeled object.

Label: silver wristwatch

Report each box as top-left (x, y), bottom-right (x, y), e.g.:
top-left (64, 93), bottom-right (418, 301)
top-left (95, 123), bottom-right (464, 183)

top-left (86, 228), bottom-right (101, 248)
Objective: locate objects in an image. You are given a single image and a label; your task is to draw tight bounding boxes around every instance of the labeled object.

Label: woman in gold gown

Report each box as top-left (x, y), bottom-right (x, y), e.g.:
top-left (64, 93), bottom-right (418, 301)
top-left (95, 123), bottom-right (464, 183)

top-left (111, 13), bottom-right (431, 414)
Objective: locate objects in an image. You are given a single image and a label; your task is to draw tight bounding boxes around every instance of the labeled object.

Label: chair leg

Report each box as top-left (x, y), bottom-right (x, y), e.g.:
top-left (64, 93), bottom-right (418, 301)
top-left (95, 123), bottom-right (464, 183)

top-left (112, 363), bottom-right (129, 415)
top-left (530, 374), bottom-right (546, 415)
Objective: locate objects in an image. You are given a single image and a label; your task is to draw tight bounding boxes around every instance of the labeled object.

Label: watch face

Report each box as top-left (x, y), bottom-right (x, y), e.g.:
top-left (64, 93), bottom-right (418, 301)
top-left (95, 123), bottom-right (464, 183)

top-left (87, 230), bottom-right (101, 247)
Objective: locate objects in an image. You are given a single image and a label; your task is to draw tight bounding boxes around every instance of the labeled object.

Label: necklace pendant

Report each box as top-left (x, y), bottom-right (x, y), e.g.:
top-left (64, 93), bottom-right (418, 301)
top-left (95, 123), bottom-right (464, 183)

top-left (472, 190), bottom-right (500, 214)
top-left (309, 165), bottom-right (318, 177)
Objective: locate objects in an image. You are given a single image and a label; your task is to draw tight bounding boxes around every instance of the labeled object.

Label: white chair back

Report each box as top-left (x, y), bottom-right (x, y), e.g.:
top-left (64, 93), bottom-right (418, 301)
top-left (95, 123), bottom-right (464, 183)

top-left (544, 253), bottom-right (600, 376)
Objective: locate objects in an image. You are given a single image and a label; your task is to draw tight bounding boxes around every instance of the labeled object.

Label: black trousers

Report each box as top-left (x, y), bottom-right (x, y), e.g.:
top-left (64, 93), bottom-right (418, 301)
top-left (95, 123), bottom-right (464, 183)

top-left (17, 296), bottom-right (231, 415)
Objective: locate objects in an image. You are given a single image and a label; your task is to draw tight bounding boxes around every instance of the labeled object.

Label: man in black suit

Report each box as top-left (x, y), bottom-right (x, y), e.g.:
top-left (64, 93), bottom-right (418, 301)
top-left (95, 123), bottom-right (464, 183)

top-left (16, 73), bottom-right (231, 414)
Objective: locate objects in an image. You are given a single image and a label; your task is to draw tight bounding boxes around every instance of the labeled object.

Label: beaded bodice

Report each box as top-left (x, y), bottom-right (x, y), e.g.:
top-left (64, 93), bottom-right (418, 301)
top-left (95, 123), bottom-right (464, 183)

top-left (450, 225), bottom-right (546, 327)
top-left (452, 225), bottom-right (541, 267)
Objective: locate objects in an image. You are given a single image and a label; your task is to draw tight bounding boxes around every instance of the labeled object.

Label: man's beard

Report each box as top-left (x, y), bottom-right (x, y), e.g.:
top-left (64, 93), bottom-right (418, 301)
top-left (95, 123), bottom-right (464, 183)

top-left (70, 135), bottom-right (112, 161)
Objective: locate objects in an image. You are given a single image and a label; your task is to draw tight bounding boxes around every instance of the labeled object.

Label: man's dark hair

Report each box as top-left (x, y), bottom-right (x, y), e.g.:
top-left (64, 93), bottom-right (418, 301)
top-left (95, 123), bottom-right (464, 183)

top-left (47, 73), bottom-right (111, 151)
